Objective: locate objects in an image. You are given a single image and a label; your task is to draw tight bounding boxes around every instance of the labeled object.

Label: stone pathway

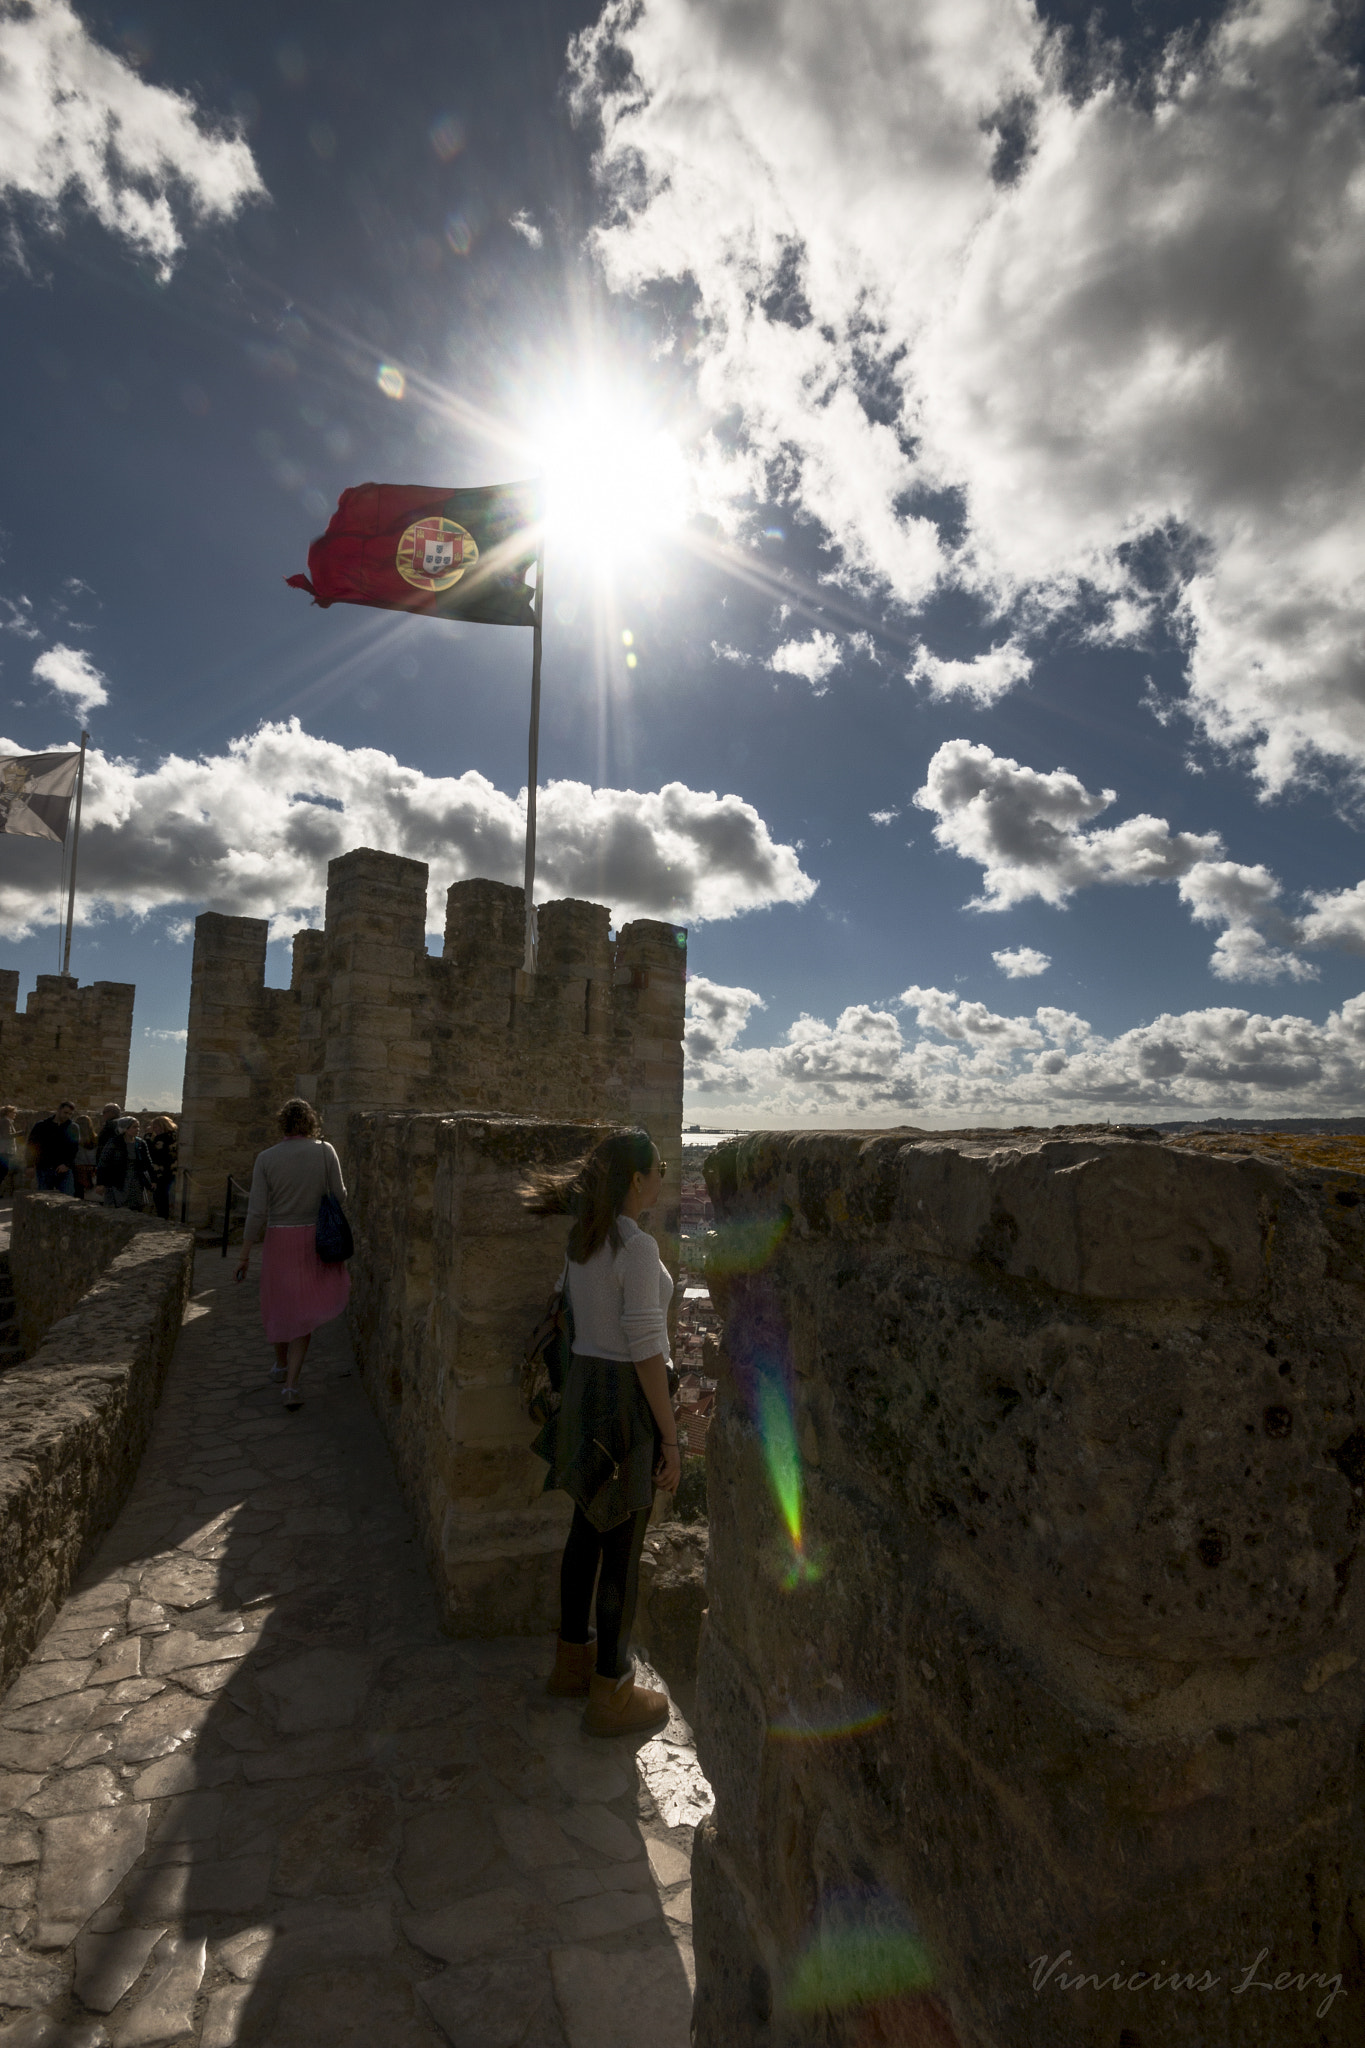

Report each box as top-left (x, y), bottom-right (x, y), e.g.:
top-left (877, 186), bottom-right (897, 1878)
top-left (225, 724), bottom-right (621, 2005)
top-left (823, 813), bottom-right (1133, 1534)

top-left (0, 1251), bottom-right (707, 2047)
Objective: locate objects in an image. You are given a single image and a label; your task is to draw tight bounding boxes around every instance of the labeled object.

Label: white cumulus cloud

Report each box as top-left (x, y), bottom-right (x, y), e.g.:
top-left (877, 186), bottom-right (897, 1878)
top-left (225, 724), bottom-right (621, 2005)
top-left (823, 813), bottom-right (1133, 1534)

top-left (1300, 881), bottom-right (1365, 957)
top-left (683, 977), bottom-right (1365, 1125)
top-left (0, 719), bottom-right (817, 942)
top-left (909, 639), bottom-right (1032, 706)
top-left (993, 945), bottom-right (1050, 978)
top-left (767, 629), bottom-right (869, 694)
top-left (571, 0), bottom-right (1365, 790)
top-left (31, 643), bottom-right (108, 722)
top-left (914, 738), bottom-right (1354, 983)
top-left (1177, 859), bottom-right (1317, 984)
top-left (0, 0), bottom-right (264, 276)
top-left (915, 738), bottom-right (1220, 909)
top-left (686, 974), bottom-right (765, 1064)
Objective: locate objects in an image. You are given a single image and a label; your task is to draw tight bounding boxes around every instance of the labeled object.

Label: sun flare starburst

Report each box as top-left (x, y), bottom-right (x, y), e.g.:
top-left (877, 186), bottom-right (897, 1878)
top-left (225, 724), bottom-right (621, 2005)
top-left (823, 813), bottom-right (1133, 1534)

top-left (534, 390), bottom-right (690, 576)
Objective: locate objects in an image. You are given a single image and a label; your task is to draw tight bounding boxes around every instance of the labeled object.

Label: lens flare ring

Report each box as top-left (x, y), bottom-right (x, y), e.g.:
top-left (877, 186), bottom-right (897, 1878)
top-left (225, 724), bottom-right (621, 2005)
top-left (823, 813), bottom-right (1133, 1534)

top-left (768, 1704), bottom-right (890, 1743)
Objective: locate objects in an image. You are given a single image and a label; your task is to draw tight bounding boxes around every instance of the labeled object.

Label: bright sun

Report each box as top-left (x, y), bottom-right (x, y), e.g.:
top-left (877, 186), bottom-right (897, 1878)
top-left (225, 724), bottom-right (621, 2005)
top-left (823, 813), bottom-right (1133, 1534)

top-left (534, 390), bottom-right (690, 574)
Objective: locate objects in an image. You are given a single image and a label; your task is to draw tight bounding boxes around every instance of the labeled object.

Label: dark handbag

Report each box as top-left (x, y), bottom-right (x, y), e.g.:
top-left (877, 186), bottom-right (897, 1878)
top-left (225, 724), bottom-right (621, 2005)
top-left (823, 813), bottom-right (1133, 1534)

top-left (523, 1272), bottom-right (574, 1424)
top-left (316, 1191), bottom-right (354, 1263)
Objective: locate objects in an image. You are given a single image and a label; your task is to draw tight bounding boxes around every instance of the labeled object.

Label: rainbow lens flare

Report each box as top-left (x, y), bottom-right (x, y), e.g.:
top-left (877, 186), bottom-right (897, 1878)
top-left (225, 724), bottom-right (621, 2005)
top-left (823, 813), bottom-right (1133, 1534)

top-left (786, 1921), bottom-right (935, 2015)
top-left (702, 1206), bottom-right (791, 1280)
top-left (756, 1373), bottom-right (821, 1588)
top-left (768, 1701), bottom-right (890, 1743)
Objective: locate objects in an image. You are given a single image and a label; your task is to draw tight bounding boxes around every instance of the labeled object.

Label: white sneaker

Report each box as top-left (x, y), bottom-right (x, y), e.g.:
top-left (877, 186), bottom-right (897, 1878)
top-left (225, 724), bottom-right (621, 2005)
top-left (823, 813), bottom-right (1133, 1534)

top-left (282, 1384), bottom-right (303, 1411)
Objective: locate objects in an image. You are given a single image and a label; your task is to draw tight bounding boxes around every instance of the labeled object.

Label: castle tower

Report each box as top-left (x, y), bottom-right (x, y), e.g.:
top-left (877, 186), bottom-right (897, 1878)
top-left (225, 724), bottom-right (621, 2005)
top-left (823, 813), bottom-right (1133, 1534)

top-left (0, 972), bottom-right (135, 1114)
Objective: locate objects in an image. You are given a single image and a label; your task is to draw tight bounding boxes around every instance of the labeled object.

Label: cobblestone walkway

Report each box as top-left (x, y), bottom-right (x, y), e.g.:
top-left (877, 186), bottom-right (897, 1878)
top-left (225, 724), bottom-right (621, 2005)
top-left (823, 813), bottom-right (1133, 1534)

top-left (0, 1252), bottom-right (706, 2048)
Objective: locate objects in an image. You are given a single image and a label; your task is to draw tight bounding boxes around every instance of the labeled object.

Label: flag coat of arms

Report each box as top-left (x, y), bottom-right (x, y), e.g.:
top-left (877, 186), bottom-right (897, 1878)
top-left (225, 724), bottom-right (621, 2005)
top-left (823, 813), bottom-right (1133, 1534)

top-left (288, 480), bottom-right (541, 626)
top-left (0, 751), bottom-right (82, 841)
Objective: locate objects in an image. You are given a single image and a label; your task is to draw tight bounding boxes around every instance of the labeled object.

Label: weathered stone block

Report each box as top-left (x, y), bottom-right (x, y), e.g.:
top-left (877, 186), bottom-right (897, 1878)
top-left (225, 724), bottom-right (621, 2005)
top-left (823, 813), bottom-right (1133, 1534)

top-left (639, 1523), bottom-right (708, 1687)
top-left (12, 1196), bottom-right (163, 1356)
top-left (446, 1382), bottom-right (525, 1446)
top-left (0, 1201), bottom-right (193, 1694)
top-left (697, 1128), bottom-right (1365, 2048)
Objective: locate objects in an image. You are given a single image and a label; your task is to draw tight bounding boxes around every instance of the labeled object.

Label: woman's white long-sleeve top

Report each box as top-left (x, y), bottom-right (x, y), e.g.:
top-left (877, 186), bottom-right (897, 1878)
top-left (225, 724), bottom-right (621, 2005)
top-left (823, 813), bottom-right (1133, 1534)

top-left (565, 1215), bottom-right (673, 1364)
top-left (243, 1137), bottom-right (345, 1247)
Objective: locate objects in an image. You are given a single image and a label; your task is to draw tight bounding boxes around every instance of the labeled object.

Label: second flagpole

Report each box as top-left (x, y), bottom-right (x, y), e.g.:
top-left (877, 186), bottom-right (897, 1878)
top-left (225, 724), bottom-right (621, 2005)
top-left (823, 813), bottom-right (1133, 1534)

top-left (522, 541), bottom-right (545, 975)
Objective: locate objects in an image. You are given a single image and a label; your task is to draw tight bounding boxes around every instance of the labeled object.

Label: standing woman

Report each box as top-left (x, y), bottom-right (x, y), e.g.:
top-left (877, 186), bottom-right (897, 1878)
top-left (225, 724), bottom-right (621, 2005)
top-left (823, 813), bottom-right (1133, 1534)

top-left (146, 1116), bottom-right (178, 1220)
top-left (72, 1115), bottom-right (97, 1201)
top-left (124, 1119), bottom-right (155, 1212)
top-left (0, 1106), bottom-right (19, 1196)
top-left (522, 1128), bottom-right (679, 1737)
top-left (235, 1098), bottom-right (349, 1411)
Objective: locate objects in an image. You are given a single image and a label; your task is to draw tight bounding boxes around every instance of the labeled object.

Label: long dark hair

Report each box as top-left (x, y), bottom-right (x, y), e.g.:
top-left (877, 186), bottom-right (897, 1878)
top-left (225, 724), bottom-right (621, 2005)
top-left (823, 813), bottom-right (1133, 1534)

top-left (521, 1128), bottom-right (656, 1263)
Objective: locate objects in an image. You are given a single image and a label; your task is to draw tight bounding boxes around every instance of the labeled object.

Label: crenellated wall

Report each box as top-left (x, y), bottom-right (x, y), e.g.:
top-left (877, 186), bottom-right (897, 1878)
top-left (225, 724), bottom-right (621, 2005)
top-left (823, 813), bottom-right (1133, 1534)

top-left (0, 970), bottom-right (134, 1115)
top-left (178, 848), bottom-right (686, 1234)
top-left (694, 1128), bottom-right (1365, 2048)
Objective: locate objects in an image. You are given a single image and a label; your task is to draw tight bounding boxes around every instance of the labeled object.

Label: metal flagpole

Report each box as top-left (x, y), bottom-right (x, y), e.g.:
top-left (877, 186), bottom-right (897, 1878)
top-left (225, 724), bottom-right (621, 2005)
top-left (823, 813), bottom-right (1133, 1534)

top-left (522, 542), bottom-right (545, 975)
top-left (61, 730), bottom-right (89, 979)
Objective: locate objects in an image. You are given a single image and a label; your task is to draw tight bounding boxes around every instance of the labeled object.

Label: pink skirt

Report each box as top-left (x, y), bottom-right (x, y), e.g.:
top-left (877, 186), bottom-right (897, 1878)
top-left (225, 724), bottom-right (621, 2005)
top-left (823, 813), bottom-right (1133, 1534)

top-left (259, 1224), bottom-right (350, 1343)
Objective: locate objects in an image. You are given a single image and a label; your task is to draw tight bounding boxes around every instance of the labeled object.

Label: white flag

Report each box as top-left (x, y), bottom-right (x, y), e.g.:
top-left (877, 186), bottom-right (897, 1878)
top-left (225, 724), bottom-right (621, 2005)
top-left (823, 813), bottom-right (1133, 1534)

top-left (0, 751), bottom-right (81, 842)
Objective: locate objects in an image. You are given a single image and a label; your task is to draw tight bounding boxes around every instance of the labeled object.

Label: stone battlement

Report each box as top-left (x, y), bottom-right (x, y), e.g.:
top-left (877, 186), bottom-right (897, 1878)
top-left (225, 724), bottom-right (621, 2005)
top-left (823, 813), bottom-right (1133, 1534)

top-left (178, 848), bottom-right (686, 1234)
top-left (694, 1127), bottom-right (1365, 2047)
top-left (0, 970), bottom-right (134, 1114)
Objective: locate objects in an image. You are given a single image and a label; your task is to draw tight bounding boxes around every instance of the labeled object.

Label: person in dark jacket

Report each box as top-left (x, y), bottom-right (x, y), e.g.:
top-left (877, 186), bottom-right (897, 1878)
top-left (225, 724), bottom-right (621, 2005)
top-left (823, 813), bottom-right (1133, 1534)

top-left (146, 1116), bottom-right (178, 1219)
top-left (96, 1117), bottom-right (130, 1204)
top-left (94, 1102), bottom-right (122, 1162)
top-left (27, 1100), bottom-right (79, 1195)
top-left (125, 1119), bottom-right (155, 1213)
top-left (95, 1105), bottom-right (126, 1197)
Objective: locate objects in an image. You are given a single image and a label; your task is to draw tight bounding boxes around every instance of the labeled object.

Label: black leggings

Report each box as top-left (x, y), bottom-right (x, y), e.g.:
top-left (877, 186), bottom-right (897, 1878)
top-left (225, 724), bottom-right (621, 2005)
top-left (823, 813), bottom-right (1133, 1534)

top-left (560, 1503), bottom-right (651, 1679)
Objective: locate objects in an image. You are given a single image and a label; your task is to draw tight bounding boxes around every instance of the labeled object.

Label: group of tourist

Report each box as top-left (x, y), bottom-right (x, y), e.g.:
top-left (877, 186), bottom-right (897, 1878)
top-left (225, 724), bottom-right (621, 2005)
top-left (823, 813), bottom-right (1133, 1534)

top-left (3, 1098), bottom-right (179, 1216)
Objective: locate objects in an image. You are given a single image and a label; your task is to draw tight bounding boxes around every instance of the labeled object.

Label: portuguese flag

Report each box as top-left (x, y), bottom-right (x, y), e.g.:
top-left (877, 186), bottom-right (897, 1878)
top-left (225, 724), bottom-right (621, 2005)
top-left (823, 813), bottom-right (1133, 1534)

top-left (287, 479), bottom-right (541, 627)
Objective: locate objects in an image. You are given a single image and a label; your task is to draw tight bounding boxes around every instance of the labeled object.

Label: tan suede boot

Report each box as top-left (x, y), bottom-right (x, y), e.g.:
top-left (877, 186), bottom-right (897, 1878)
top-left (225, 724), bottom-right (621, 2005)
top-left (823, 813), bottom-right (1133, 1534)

top-left (545, 1636), bottom-right (597, 1698)
top-left (582, 1663), bottom-right (670, 1738)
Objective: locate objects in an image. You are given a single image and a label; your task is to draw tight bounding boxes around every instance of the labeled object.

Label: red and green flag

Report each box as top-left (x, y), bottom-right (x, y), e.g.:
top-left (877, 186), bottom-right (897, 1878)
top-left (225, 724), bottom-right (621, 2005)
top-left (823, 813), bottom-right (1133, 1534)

top-left (287, 479), bottom-right (541, 627)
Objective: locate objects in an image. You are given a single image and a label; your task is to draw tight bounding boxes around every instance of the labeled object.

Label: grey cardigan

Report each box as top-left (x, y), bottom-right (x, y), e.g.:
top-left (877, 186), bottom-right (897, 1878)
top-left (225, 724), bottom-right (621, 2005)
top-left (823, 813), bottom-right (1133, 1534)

top-left (243, 1137), bottom-right (345, 1247)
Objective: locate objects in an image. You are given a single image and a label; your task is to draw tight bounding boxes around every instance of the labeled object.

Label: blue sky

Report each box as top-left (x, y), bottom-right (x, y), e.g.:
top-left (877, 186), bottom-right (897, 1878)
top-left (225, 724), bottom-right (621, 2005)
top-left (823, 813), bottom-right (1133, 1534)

top-left (3, 0), bottom-right (1365, 1124)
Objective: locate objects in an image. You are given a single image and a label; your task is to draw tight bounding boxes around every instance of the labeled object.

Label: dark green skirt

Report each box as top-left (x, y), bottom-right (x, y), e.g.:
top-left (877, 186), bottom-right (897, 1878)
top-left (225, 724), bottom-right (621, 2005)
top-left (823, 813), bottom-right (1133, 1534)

top-left (532, 1351), bottom-right (660, 1533)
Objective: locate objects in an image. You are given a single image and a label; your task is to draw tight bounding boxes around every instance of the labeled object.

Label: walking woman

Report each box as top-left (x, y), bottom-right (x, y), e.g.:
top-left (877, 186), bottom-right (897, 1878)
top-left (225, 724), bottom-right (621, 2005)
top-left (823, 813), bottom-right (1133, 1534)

top-left (234, 1098), bottom-right (349, 1411)
top-left (522, 1128), bottom-right (679, 1737)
